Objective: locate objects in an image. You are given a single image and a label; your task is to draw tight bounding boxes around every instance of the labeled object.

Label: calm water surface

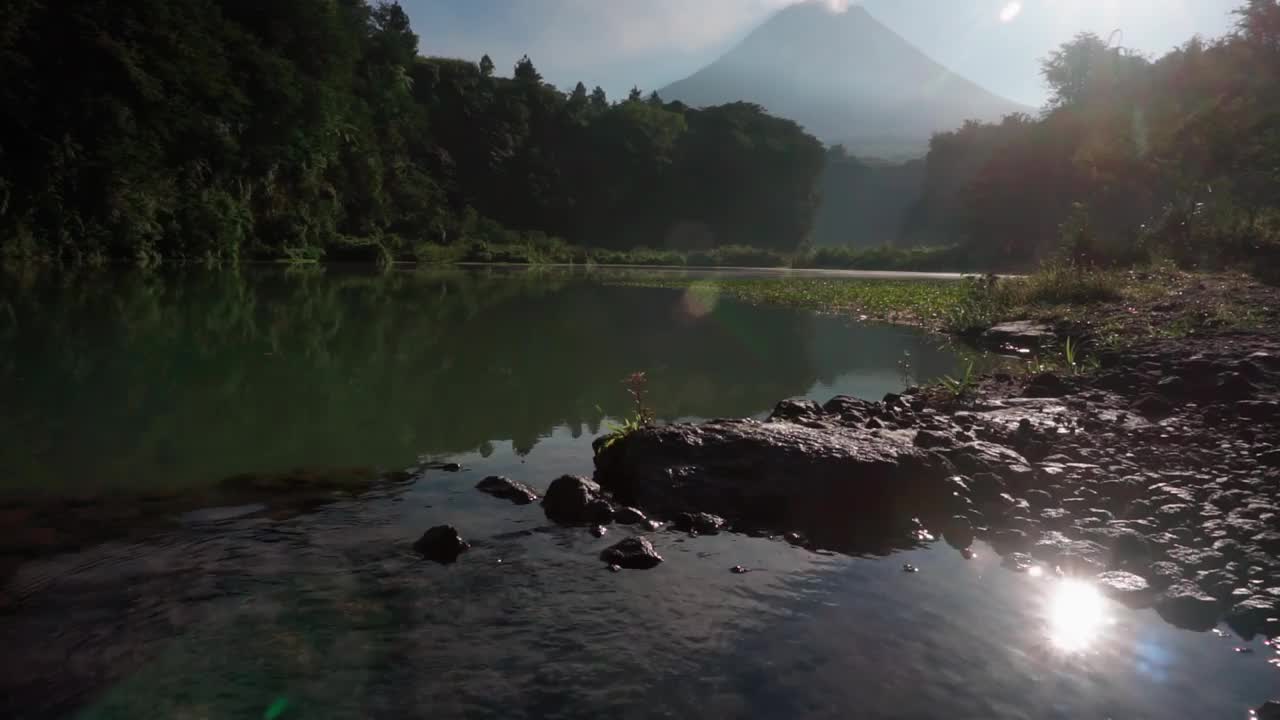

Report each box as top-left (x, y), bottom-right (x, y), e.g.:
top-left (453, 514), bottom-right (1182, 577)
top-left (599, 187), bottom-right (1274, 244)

top-left (0, 267), bottom-right (1273, 718)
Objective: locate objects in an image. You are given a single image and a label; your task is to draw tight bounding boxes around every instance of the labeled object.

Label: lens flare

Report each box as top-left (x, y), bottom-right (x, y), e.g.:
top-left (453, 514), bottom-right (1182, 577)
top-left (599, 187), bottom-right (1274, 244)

top-left (1046, 579), bottom-right (1107, 652)
top-left (999, 2), bottom-right (1023, 23)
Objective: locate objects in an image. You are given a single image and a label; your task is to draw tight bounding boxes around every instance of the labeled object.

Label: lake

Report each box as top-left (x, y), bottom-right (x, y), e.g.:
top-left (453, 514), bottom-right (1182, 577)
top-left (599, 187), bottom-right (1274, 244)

top-left (0, 266), bottom-right (1273, 718)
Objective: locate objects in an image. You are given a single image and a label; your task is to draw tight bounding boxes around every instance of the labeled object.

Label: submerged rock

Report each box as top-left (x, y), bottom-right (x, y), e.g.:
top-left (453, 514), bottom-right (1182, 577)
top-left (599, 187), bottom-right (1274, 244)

top-left (475, 476), bottom-right (539, 505)
top-left (414, 525), bottom-right (469, 564)
top-left (600, 536), bottom-right (663, 570)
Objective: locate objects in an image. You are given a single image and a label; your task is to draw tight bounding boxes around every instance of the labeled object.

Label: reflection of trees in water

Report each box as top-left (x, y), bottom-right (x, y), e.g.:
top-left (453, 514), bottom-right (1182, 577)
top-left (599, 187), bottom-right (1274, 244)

top-left (0, 267), bottom-right (960, 493)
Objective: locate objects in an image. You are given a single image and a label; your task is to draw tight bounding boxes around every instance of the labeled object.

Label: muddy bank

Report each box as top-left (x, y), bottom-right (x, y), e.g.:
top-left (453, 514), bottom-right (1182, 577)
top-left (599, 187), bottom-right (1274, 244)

top-left (594, 330), bottom-right (1280, 633)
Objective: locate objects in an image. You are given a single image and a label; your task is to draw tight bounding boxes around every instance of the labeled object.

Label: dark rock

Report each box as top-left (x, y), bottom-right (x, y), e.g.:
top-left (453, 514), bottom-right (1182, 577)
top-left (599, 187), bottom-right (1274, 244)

top-left (1155, 581), bottom-right (1222, 631)
top-left (1255, 701), bottom-right (1280, 720)
top-left (673, 512), bottom-right (726, 535)
top-left (902, 563), bottom-right (919, 573)
top-left (542, 475), bottom-right (607, 524)
top-left (1146, 561), bottom-right (1184, 589)
top-left (593, 418), bottom-right (955, 552)
top-left (946, 444), bottom-right (1033, 485)
top-left (1166, 545), bottom-right (1226, 572)
top-left (1132, 394), bottom-right (1173, 418)
top-left (614, 506), bottom-right (649, 525)
top-left (1024, 373), bottom-right (1071, 399)
top-left (586, 498), bottom-right (616, 524)
top-left (600, 536), bottom-right (663, 570)
top-left (769, 399), bottom-right (823, 422)
top-left (1254, 531), bottom-right (1280, 553)
top-left (1031, 531), bottom-right (1107, 575)
top-left (914, 429), bottom-right (953, 449)
top-left (475, 476), bottom-right (539, 505)
top-left (1096, 571), bottom-right (1153, 606)
top-left (991, 528), bottom-right (1031, 553)
top-left (1002, 552), bottom-right (1035, 572)
top-left (1225, 595), bottom-right (1279, 639)
top-left (590, 525), bottom-right (608, 538)
top-left (943, 515), bottom-right (975, 550)
top-left (1023, 489), bottom-right (1055, 509)
top-left (983, 321), bottom-right (1055, 350)
top-left (414, 525), bottom-right (469, 564)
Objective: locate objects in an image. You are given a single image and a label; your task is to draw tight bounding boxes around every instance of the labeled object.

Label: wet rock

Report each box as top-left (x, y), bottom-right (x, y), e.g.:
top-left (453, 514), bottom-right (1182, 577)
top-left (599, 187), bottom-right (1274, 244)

top-left (542, 475), bottom-right (608, 524)
top-left (991, 528), bottom-right (1032, 553)
top-left (1131, 394), bottom-right (1173, 419)
top-left (600, 536), bottom-right (663, 570)
top-left (730, 565), bottom-right (749, 574)
top-left (593, 418), bottom-right (955, 552)
top-left (590, 525), bottom-right (608, 538)
top-left (414, 525), bottom-right (469, 564)
top-left (946, 444), bottom-right (1032, 484)
top-left (1155, 581), bottom-right (1221, 631)
top-left (1002, 552), bottom-right (1035, 572)
top-left (943, 515), bottom-right (975, 550)
top-left (1196, 569), bottom-right (1239, 600)
top-left (902, 563), bottom-right (919, 573)
top-left (673, 512), bottom-right (726, 535)
top-left (1166, 545), bottom-right (1226, 572)
top-left (1146, 558), bottom-right (1182, 586)
top-left (1225, 595), bottom-right (1279, 639)
top-left (475, 476), bottom-right (539, 505)
top-left (1255, 701), bottom-right (1280, 720)
top-left (614, 506), bottom-right (649, 525)
top-left (1095, 571), bottom-right (1152, 606)
top-left (1030, 531), bottom-right (1107, 575)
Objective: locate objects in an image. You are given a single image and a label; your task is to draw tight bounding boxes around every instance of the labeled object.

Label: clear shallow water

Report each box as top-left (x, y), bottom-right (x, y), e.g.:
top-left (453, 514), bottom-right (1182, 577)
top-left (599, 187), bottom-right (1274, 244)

top-left (0, 267), bottom-right (1275, 718)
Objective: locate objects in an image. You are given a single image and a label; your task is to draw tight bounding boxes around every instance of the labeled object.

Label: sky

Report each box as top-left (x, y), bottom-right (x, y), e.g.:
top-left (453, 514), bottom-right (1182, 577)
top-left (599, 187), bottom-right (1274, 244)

top-left (402, 0), bottom-right (1243, 108)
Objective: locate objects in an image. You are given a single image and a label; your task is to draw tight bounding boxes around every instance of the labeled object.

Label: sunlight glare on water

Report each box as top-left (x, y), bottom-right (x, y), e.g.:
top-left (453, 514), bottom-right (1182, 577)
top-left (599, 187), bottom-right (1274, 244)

top-left (1046, 579), bottom-right (1109, 653)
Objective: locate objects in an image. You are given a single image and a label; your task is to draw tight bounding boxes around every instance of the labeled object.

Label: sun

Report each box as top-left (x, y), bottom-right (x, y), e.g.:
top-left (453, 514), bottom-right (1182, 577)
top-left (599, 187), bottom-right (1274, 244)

top-left (1000, 2), bottom-right (1023, 23)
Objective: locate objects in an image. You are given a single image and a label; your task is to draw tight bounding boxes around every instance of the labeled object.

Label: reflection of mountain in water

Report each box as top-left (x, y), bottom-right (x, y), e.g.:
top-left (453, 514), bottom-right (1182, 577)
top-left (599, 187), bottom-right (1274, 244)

top-left (0, 267), bottom-right (964, 493)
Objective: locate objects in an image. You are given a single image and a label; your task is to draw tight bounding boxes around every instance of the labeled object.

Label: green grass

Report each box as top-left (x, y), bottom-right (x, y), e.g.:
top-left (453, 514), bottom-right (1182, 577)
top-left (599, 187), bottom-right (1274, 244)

top-left (605, 275), bottom-right (977, 328)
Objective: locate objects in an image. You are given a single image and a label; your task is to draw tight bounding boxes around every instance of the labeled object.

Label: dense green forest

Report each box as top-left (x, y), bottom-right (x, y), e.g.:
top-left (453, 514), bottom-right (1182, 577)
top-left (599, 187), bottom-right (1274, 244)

top-left (0, 0), bottom-right (824, 264)
top-left (3, 0), bottom-right (1278, 271)
top-left (898, 0), bottom-right (1280, 274)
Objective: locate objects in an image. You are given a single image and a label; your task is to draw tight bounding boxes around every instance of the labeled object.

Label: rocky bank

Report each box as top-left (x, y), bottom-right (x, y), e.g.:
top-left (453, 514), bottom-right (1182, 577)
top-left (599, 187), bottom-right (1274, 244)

top-left (594, 330), bottom-right (1280, 634)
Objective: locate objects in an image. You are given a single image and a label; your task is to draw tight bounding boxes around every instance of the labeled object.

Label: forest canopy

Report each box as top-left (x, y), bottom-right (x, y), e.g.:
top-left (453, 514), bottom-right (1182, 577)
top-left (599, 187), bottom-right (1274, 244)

top-left (0, 0), bottom-right (825, 264)
top-left (901, 0), bottom-right (1280, 274)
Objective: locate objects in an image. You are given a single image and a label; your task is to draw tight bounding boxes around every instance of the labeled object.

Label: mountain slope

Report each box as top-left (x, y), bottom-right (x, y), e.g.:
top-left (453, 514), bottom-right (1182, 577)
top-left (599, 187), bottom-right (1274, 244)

top-left (660, 2), bottom-right (1031, 155)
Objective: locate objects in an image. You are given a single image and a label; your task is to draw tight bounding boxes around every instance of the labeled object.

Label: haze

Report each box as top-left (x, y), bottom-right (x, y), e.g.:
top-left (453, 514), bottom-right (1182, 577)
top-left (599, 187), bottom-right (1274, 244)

top-left (404, 0), bottom-right (1240, 107)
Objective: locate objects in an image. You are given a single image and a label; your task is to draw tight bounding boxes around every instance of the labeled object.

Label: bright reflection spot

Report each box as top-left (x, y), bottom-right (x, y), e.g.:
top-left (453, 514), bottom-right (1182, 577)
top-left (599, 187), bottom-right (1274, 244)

top-left (1000, 1), bottom-right (1023, 22)
top-left (1027, 565), bottom-right (1044, 578)
top-left (1047, 579), bottom-right (1108, 652)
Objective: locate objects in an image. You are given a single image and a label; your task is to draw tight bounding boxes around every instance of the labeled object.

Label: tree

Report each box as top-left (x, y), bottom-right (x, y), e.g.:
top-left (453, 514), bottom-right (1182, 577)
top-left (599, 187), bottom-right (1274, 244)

top-left (513, 55), bottom-right (541, 84)
top-left (627, 86), bottom-right (643, 103)
top-left (589, 86), bottom-right (608, 111)
top-left (479, 54), bottom-right (494, 78)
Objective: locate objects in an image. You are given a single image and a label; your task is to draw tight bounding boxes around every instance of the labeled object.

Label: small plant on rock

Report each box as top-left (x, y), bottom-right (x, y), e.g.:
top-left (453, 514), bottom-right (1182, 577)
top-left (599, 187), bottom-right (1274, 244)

top-left (940, 360), bottom-right (976, 401)
top-left (599, 372), bottom-right (655, 452)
